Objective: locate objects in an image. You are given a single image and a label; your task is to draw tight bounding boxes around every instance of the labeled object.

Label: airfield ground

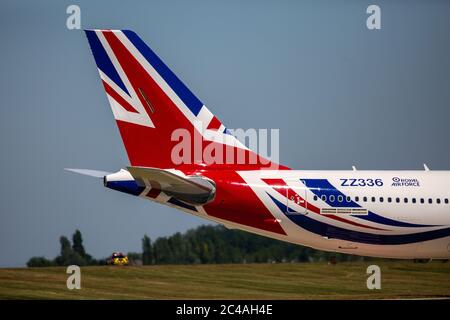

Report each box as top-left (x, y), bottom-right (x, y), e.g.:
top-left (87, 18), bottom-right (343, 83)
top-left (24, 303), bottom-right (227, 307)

top-left (0, 261), bottom-right (449, 299)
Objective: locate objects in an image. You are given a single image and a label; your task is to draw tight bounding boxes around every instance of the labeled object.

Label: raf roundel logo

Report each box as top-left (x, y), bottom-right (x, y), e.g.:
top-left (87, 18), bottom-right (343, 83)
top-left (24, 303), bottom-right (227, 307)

top-left (391, 177), bottom-right (420, 187)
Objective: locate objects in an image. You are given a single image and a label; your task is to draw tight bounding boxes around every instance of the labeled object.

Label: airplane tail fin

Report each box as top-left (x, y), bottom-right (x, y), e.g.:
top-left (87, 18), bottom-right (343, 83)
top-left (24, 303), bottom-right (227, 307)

top-left (85, 29), bottom-right (285, 170)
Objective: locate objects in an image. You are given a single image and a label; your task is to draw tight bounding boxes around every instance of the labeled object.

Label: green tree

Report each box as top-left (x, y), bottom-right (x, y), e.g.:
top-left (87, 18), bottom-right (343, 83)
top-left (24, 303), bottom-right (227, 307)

top-left (60, 236), bottom-right (72, 258)
top-left (72, 229), bottom-right (86, 258)
top-left (142, 235), bottom-right (153, 265)
top-left (54, 235), bottom-right (86, 266)
top-left (153, 237), bottom-right (172, 264)
top-left (27, 256), bottom-right (53, 267)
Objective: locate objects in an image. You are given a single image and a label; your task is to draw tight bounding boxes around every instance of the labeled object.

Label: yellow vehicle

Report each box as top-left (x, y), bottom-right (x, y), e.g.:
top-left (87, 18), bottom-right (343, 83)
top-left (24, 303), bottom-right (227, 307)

top-left (108, 252), bottom-right (129, 266)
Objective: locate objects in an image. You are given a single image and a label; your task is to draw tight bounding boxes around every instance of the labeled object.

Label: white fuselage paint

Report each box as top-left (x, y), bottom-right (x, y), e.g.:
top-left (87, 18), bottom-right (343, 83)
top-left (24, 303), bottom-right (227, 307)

top-left (151, 170), bottom-right (450, 259)
top-left (235, 170), bottom-right (450, 259)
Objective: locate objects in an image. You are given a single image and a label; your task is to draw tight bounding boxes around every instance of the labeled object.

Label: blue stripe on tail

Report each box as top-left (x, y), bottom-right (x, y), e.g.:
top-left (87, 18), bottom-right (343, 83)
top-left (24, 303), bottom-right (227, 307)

top-left (123, 30), bottom-right (203, 116)
top-left (85, 30), bottom-right (130, 96)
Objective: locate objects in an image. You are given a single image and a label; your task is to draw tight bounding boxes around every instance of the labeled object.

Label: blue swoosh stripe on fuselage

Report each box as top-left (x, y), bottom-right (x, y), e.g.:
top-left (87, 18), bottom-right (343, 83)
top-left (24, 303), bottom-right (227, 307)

top-left (301, 179), bottom-right (360, 208)
top-left (301, 179), bottom-right (436, 228)
top-left (267, 193), bottom-right (450, 245)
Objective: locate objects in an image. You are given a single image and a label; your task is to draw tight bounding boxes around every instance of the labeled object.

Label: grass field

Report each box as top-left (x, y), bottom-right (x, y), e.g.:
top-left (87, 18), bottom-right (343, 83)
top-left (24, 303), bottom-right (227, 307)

top-left (0, 261), bottom-right (449, 299)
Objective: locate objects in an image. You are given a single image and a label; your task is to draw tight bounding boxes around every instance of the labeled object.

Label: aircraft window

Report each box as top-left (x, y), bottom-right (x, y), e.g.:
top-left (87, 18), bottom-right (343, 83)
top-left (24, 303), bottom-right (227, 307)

top-left (355, 196), bottom-right (360, 202)
top-left (379, 197), bottom-right (384, 203)
top-left (321, 195), bottom-right (327, 201)
top-left (363, 196), bottom-right (367, 202)
top-left (420, 198), bottom-right (425, 204)
top-left (412, 198), bottom-right (416, 204)
top-left (437, 198), bottom-right (441, 204)
top-left (445, 199), bottom-right (449, 204)
top-left (396, 198), bottom-right (400, 203)
top-left (371, 197), bottom-right (375, 202)
top-left (346, 196), bottom-right (351, 202)
top-left (428, 198), bottom-right (433, 204)
top-left (329, 195), bottom-right (335, 202)
top-left (404, 198), bottom-right (408, 203)
top-left (338, 195), bottom-right (343, 202)
top-left (388, 197), bottom-right (392, 203)
top-left (313, 195), bottom-right (318, 201)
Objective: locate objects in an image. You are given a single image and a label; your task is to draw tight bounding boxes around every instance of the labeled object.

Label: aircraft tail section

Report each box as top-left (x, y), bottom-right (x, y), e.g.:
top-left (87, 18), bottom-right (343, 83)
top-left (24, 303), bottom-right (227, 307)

top-left (85, 29), bottom-right (285, 170)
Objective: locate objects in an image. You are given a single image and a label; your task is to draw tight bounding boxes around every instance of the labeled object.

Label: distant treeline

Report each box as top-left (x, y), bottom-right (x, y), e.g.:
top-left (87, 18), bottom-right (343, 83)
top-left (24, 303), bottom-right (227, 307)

top-left (27, 225), bottom-right (365, 267)
top-left (27, 230), bottom-right (100, 267)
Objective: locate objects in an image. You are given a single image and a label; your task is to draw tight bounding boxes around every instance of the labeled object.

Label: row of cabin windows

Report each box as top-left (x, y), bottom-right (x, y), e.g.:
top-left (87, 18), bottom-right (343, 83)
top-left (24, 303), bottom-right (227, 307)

top-left (312, 194), bottom-right (449, 205)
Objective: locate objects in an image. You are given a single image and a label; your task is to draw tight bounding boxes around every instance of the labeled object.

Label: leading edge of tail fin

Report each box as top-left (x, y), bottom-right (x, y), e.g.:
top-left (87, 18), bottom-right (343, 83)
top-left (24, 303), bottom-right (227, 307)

top-left (84, 29), bottom-right (286, 170)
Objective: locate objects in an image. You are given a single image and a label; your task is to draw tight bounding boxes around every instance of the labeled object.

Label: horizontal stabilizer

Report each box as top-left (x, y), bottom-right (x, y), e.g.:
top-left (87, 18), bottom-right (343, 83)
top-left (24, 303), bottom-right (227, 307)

top-left (65, 168), bottom-right (111, 178)
top-left (127, 166), bottom-right (216, 205)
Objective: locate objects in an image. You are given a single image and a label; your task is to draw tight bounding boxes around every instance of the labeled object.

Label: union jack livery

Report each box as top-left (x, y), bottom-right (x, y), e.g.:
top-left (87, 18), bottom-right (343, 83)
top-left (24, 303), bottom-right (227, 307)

top-left (68, 29), bottom-right (450, 259)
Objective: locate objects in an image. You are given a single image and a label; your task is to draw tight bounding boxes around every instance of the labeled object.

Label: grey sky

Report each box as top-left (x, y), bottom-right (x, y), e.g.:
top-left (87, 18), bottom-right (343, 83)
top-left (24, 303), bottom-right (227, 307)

top-left (1, 0), bottom-right (449, 267)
